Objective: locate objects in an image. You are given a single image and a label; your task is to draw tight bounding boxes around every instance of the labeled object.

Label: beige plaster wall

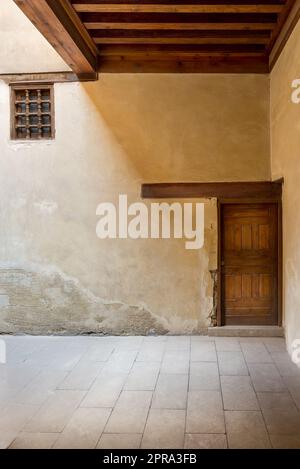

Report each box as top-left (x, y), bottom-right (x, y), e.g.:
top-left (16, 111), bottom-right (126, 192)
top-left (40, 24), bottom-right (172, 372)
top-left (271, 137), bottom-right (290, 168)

top-left (271, 19), bottom-right (300, 352)
top-left (0, 0), bottom-right (70, 74)
top-left (0, 73), bottom-right (270, 334)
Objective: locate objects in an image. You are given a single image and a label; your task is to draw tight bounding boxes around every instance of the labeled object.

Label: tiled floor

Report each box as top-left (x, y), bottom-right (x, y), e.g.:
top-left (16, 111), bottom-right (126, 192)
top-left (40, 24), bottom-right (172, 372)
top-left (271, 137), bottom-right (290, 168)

top-left (1, 335), bottom-right (300, 449)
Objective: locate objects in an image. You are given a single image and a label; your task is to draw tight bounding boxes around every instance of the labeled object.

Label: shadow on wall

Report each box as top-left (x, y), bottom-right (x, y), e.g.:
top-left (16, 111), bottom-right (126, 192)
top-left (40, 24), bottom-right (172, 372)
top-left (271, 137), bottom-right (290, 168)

top-left (82, 74), bottom-right (271, 183)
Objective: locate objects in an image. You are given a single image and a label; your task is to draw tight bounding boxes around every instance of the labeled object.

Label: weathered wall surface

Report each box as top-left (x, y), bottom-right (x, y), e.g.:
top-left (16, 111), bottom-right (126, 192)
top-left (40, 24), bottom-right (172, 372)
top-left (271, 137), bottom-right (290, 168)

top-left (270, 19), bottom-right (300, 352)
top-left (0, 0), bottom-right (271, 335)
top-left (0, 0), bottom-right (70, 74)
top-left (0, 73), bottom-right (270, 335)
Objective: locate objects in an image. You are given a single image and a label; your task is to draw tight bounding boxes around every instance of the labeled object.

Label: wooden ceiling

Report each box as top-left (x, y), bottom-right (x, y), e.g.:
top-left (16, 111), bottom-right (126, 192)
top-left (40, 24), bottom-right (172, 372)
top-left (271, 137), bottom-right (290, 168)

top-left (13, 0), bottom-right (300, 76)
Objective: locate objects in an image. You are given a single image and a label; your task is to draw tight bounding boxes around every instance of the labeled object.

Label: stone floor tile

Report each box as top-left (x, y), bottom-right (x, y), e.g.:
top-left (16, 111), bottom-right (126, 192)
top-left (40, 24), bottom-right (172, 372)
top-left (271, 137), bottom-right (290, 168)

top-left (263, 338), bottom-right (286, 353)
top-left (141, 409), bottom-right (185, 449)
top-left (184, 433), bottom-right (227, 449)
top-left (0, 404), bottom-right (40, 449)
top-left (225, 411), bottom-right (270, 448)
top-left (191, 341), bottom-right (217, 362)
top-left (101, 351), bottom-right (138, 373)
top-left (248, 363), bottom-right (286, 392)
top-left (186, 391), bottom-right (225, 434)
top-left (80, 372), bottom-right (128, 408)
top-left (271, 352), bottom-right (300, 376)
top-left (24, 390), bottom-right (85, 433)
top-left (227, 432), bottom-right (271, 449)
top-left (58, 362), bottom-right (104, 391)
top-left (97, 433), bottom-right (142, 449)
top-left (161, 350), bottom-right (190, 374)
top-left (215, 338), bottom-right (241, 352)
top-left (165, 336), bottom-right (191, 351)
top-left (13, 370), bottom-right (67, 406)
top-left (54, 408), bottom-right (111, 449)
top-left (220, 375), bottom-right (254, 393)
top-left (124, 362), bottom-right (159, 391)
top-left (104, 391), bottom-right (152, 434)
top-left (114, 337), bottom-right (144, 351)
top-left (241, 343), bottom-right (272, 364)
top-left (151, 374), bottom-right (188, 409)
top-left (270, 434), bottom-right (300, 449)
top-left (222, 391), bottom-right (259, 411)
top-left (218, 351), bottom-right (248, 376)
top-left (136, 343), bottom-right (165, 362)
top-left (81, 344), bottom-right (115, 362)
top-left (9, 432), bottom-right (58, 449)
top-left (262, 409), bottom-right (300, 435)
top-left (257, 392), bottom-right (297, 411)
top-left (189, 362), bottom-right (220, 391)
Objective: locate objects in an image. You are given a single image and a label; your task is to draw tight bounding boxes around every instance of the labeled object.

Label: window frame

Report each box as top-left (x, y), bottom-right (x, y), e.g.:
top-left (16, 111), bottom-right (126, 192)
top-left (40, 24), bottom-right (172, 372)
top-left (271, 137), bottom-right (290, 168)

top-left (10, 82), bottom-right (55, 141)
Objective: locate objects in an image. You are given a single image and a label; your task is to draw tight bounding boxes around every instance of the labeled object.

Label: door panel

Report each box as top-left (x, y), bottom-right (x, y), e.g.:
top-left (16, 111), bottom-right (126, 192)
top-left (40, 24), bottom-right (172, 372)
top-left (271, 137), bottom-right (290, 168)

top-left (221, 204), bottom-right (278, 325)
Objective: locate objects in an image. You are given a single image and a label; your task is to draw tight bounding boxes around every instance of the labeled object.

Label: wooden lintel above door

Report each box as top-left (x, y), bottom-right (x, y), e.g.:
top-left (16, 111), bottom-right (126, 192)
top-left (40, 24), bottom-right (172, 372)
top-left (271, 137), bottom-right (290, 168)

top-left (141, 179), bottom-right (283, 201)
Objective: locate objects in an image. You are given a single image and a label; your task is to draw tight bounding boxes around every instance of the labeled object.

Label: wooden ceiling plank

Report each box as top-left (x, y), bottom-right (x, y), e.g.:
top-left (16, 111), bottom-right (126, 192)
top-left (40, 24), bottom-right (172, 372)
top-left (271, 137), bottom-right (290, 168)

top-left (98, 56), bottom-right (269, 73)
top-left (84, 21), bottom-right (277, 30)
top-left (72, 0), bottom-right (285, 3)
top-left (73, 4), bottom-right (283, 14)
top-left (90, 29), bottom-right (271, 36)
top-left (97, 43), bottom-right (266, 55)
top-left (13, 0), bottom-right (98, 76)
top-left (94, 37), bottom-right (269, 44)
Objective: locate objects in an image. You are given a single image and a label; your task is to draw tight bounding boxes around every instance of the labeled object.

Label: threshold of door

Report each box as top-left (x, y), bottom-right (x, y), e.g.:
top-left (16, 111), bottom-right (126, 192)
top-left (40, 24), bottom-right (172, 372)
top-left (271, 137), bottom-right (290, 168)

top-left (208, 325), bottom-right (284, 337)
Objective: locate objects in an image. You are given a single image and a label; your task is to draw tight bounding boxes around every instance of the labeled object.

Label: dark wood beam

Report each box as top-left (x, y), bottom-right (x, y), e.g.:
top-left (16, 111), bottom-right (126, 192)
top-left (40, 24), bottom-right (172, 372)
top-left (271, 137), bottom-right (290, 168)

top-left (95, 37), bottom-right (269, 44)
top-left (0, 71), bottom-right (97, 84)
top-left (97, 44), bottom-right (266, 55)
top-left (79, 12), bottom-right (280, 27)
top-left (267, 0), bottom-right (297, 57)
top-left (92, 28), bottom-right (271, 44)
top-left (269, 0), bottom-right (300, 69)
top-left (73, 4), bottom-right (284, 14)
top-left (141, 180), bottom-right (283, 200)
top-left (13, 0), bottom-right (98, 77)
top-left (84, 22), bottom-right (277, 31)
top-left (99, 56), bottom-right (269, 73)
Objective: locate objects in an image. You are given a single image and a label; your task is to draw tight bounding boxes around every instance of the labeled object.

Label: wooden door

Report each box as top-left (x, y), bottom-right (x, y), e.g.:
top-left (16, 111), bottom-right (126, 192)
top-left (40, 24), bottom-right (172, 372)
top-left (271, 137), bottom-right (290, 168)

top-left (221, 203), bottom-right (278, 325)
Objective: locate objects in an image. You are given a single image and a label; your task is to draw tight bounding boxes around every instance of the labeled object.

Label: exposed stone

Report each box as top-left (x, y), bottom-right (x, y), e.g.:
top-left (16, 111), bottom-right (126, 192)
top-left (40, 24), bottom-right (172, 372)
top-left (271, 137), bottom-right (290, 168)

top-left (0, 266), bottom-right (206, 335)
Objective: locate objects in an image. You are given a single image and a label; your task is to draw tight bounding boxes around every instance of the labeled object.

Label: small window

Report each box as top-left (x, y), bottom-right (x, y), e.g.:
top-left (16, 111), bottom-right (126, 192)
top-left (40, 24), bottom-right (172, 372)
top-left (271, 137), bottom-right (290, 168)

top-left (10, 83), bottom-right (54, 140)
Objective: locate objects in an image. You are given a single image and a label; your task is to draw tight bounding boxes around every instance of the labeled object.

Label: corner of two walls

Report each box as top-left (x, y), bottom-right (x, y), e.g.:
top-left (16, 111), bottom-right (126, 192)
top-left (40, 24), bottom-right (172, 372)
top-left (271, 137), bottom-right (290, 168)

top-left (270, 18), bottom-right (300, 354)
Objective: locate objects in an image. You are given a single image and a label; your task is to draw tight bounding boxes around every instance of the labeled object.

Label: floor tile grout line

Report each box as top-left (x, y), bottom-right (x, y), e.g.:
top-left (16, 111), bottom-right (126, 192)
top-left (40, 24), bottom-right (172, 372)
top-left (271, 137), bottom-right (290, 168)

top-left (99, 340), bottom-right (149, 448)
top-left (215, 339), bottom-right (229, 449)
top-left (138, 337), bottom-right (167, 448)
top-left (242, 342), bottom-right (273, 448)
top-left (182, 336), bottom-right (191, 449)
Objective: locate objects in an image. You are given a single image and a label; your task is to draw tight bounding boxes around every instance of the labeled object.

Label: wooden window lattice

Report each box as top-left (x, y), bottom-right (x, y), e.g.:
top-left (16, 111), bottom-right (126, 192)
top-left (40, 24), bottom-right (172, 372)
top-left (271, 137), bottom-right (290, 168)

top-left (11, 84), bottom-right (54, 140)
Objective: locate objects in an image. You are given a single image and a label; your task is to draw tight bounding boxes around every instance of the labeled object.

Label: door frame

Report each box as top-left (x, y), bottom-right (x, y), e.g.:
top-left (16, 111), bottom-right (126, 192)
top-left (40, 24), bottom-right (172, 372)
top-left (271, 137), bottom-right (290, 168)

top-left (217, 198), bottom-right (282, 327)
top-left (141, 179), bottom-right (283, 328)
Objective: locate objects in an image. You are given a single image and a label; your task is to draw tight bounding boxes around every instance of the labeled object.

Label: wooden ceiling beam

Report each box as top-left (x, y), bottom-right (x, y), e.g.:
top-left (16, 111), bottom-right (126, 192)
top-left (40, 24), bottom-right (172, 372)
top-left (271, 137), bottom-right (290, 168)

top-left (73, 4), bottom-right (283, 14)
top-left (90, 29), bottom-right (272, 37)
top-left (95, 37), bottom-right (269, 44)
top-left (97, 43), bottom-right (266, 55)
top-left (269, 0), bottom-right (300, 68)
top-left (84, 22), bottom-right (277, 30)
top-left (13, 0), bottom-right (98, 77)
top-left (98, 56), bottom-right (269, 73)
